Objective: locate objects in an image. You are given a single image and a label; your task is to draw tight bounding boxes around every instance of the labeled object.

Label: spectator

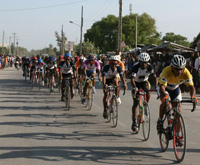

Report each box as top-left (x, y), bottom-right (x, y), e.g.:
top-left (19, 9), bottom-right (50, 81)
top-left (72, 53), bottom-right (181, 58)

top-left (194, 51), bottom-right (200, 87)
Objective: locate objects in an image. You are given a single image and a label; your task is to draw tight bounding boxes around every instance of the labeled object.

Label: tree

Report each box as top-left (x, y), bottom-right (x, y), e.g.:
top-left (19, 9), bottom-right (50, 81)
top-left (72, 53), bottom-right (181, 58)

top-left (122, 13), bottom-right (161, 47)
top-left (84, 15), bottom-right (118, 53)
top-left (162, 32), bottom-right (190, 47)
top-left (75, 39), bottom-right (100, 56)
top-left (84, 13), bottom-right (161, 52)
top-left (55, 31), bottom-right (67, 54)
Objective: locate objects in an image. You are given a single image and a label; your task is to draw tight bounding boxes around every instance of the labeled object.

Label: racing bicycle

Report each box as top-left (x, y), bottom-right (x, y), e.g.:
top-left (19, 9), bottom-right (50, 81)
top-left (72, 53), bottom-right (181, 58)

top-left (159, 99), bottom-right (197, 162)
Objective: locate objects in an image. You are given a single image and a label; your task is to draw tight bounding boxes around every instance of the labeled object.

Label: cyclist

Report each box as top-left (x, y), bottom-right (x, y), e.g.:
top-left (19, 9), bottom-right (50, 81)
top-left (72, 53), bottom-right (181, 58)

top-left (130, 52), bottom-right (157, 132)
top-left (102, 56), bottom-right (127, 119)
top-left (45, 56), bottom-right (57, 92)
top-left (157, 55), bottom-right (198, 142)
top-left (59, 53), bottom-right (75, 101)
top-left (36, 58), bottom-right (45, 86)
top-left (75, 56), bottom-right (85, 88)
top-left (15, 55), bottom-right (21, 69)
top-left (29, 56), bottom-right (38, 83)
top-left (82, 54), bottom-right (101, 104)
top-left (106, 55), bottom-right (125, 104)
top-left (22, 56), bottom-right (30, 77)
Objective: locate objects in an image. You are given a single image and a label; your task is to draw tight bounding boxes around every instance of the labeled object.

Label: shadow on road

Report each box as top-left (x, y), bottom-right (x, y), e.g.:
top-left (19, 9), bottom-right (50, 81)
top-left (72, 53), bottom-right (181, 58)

top-left (0, 146), bottom-right (174, 164)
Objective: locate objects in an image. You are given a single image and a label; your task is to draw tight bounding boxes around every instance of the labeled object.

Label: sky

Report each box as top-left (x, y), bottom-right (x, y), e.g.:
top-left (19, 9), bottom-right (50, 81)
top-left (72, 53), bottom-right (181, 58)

top-left (0, 0), bottom-right (200, 51)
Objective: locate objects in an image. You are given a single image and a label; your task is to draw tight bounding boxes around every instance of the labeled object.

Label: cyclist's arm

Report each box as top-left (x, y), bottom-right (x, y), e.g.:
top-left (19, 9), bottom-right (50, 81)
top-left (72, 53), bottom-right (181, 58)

top-left (131, 77), bottom-right (136, 88)
top-left (159, 84), bottom-right (167, 100)
top-left (188, 85), bottom-right (196, 98)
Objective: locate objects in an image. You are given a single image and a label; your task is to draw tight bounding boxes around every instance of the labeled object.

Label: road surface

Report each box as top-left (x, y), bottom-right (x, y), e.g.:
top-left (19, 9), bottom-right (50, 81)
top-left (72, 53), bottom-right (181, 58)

top-left (0, 67), bottom-right (199, 165)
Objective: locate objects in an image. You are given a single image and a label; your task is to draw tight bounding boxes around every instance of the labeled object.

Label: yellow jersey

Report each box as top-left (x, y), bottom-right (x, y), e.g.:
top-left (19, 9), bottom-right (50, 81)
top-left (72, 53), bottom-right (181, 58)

top-left (158, 66), bottom-right (193, 90)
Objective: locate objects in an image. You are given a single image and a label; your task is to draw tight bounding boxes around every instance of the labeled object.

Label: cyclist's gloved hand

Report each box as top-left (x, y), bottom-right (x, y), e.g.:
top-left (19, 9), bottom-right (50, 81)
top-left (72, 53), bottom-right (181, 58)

top-left (132, 87), bottom-right (138, 94)
top-left (191, 96), bottom-right (198, 104)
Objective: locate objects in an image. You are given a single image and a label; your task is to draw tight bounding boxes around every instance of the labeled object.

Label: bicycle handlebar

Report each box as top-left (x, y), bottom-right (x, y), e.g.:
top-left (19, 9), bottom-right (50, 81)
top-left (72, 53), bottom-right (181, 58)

top-left (167, 99), bottom-right (197, 112)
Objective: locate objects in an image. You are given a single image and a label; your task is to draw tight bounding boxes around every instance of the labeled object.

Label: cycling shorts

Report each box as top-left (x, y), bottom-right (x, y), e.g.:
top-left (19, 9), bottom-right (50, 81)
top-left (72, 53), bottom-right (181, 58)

top-left (131, 81), bottom-right (150, 99)
top-left (37, 68), bottom-right (44, 74)
top-left (86, 70), bottom-right (95, 77)
top-left (157, 86), bottom-right (182, 101)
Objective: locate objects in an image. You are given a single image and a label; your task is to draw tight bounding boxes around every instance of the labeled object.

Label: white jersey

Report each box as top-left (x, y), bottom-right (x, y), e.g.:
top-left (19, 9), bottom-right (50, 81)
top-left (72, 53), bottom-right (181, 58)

top-left (131, 62), bottom-right (154, 82)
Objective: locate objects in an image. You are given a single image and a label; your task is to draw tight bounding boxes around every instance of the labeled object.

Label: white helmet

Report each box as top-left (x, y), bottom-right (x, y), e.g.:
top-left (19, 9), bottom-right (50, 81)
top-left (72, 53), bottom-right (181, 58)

top-left (138, 52), bottom-right (150, 62)
top-left (109, 55), bottom-right (119, 61)
top-left (171, 54), bottom-right (186, 69)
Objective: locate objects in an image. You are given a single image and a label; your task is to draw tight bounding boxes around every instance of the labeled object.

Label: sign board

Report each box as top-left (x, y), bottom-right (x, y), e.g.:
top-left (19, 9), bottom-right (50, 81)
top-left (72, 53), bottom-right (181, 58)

top-left (120, 41), bottom-right (126, 47)
top-left (66, 41), bottom-right (75, 51)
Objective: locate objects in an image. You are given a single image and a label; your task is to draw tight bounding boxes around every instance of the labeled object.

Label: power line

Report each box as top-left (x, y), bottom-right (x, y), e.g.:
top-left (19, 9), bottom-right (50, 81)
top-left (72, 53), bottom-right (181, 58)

top-left (0, 0), bottom-right (88, 12)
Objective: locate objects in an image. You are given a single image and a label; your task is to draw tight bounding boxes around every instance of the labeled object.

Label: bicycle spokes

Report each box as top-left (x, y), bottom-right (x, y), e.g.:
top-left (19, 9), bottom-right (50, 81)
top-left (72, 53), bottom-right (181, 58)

top-left (173, 115), bottom-right (186, 163)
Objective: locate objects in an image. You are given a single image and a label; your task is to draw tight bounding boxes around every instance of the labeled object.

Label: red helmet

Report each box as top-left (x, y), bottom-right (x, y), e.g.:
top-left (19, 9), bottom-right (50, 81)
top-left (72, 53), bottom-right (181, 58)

top-left (33, 57), bottom-right (37, 60)
top-left (75, 56), bottom-right (79, 61)
top-left (59, 55), bottom-right (64, 59)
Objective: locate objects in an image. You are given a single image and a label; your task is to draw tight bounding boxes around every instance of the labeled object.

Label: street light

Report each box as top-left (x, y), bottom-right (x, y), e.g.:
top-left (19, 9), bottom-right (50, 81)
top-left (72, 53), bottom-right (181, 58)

top-left (69, 6), bottom-right (83, 56)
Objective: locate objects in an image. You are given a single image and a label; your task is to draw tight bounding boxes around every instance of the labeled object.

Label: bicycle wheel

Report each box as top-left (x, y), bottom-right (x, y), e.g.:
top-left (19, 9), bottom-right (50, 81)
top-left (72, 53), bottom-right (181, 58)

top-left (111, 95), bottom-right (118, 128)
top-left (87, 86), bottom-right (93, 110)
top-left (49, 78), bottom-right (52, 95)
top-left (106, 105), bottom-right (111, 123)
top-left (24, 66), bottom-right (27, 81)
top-left (142, 102), bottom-right (150, 141)
top-left (57, 78), bottom-right (61, 93)
top-left (173, 114), bottom-right (186, 163)
top-left (31, 75), bottom-right (34, 89)
top-left (159, 116), bottom-right (169, 152)
top-left (38, 74), bottom-right (42, 91)
top-left (135, 108), bottom-right (142, 134)
top-left (65, 86), bottom-right (71, 110)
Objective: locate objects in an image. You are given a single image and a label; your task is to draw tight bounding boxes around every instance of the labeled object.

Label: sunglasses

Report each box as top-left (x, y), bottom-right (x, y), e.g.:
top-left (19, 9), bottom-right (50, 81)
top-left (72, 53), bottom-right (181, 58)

top-left (110, 62), bottom-right (117, 65)
top-left (65, 58), bottom-right (70, 61)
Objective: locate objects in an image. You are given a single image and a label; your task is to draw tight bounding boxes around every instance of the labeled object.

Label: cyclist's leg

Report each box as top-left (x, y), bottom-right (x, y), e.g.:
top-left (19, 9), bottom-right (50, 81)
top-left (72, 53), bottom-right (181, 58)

top-left (61, 73), bottom-right (66, 101)
top-left (83, 70), bottom-right (91, 97)
top-left (103, 78), bottom-right (111, 118)
top-left (142, 81), bottom-right (151, 103)
top-left (171, 87), bottom-right (182, 137)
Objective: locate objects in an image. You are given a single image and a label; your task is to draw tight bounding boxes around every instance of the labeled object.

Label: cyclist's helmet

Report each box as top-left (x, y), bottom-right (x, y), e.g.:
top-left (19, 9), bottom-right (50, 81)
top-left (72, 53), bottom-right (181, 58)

top-left (171, 54), bottom-right (186, 69)
top-left (88, 54), bottom-right (94, 60)
top-left (109, 55), bottom-right (119, 61)
top-left (59, 55), bottom-right (64, 59)
top-left (64, 53), bottom-right (72, 58)
top-left (79, 56), bottom-right (84, 62)
top-left (49, 56), bottom-right (54, 61)
top-left (38, 59), bottom-right (43, 63)
top-left (75, 56), bottom-right (79, 61)
top-left (138, 52), bottom-right (150, 62)
top-left (33, 57), bottom-right (37, 60)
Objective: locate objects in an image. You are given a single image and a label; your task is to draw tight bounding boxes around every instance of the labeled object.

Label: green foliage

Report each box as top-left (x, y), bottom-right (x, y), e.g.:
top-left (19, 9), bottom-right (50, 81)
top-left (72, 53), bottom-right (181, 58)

top-left (75, 39), bottom-right (100, 56)
top-left (84, 13), bottom-right (161, 52)
top-left (84, 15), bottom-right (118, 53)
top-left (162, 32), bottom-right (190, 47)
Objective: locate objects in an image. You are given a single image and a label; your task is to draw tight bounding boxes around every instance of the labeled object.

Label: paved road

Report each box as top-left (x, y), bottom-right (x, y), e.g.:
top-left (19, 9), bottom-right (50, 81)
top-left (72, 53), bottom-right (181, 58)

top-left (0, 67), bottom-right (200, 165)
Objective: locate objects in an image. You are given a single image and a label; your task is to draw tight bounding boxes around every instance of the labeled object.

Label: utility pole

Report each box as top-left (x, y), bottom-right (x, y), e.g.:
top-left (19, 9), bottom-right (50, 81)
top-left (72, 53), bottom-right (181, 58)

top-left (80, 6), bottom-right (83, 56)
top-left (2, 30), bottom-right (5, 54)
top-left (13, 33), bottom-right (16, 56)
top-left (9, 36), bottom-right (11, 55)
top-left (129, 3), bottom-right (132, 15)
top-left (61, 24), bottom-right (65, 55)
top-left (16, 37), bottom-right (20, 56)
top-left (118, 0), bottom-right (122, 52)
